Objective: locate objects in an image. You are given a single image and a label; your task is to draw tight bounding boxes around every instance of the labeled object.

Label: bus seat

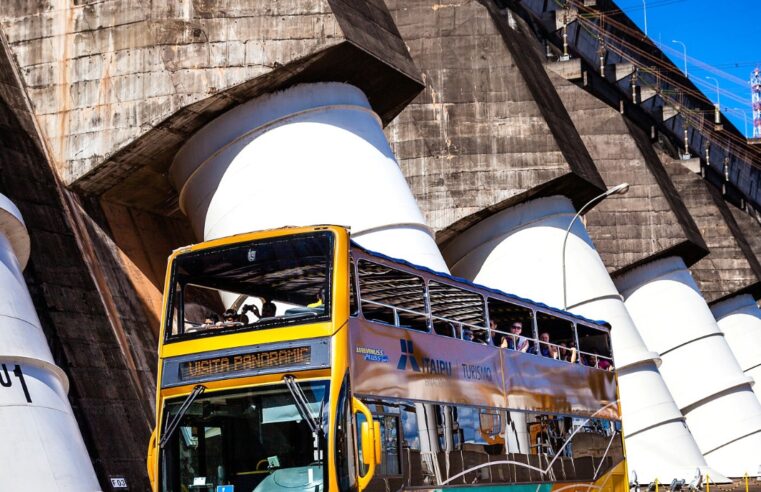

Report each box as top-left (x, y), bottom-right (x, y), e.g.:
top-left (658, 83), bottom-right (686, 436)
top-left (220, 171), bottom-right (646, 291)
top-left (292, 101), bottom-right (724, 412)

top-left (510, 453), bottom-right (531, 483)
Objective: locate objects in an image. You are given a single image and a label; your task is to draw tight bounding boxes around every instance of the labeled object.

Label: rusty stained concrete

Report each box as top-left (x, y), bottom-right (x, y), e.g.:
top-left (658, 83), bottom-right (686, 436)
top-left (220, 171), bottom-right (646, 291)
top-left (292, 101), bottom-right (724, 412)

top-left (660, 153), bottom-right (761, 304)
top-left (0, 0), bottom-right (760, 487)
top-left (385, 0), bottom-right (605, 246)
top-left (0, 29), bottom-right (159, 488)
top-left (548, 69), bottom-right (709, 276)
top-left (1, 0), bottom-right (423, 213)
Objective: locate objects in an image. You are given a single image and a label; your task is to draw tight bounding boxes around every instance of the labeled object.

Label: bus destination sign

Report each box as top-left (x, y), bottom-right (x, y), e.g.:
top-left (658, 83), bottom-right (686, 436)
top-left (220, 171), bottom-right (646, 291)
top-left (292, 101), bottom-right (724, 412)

top-left (180, 346), bottom-right (311, 380)
top-left (162, 338), bottom-right (330, 387)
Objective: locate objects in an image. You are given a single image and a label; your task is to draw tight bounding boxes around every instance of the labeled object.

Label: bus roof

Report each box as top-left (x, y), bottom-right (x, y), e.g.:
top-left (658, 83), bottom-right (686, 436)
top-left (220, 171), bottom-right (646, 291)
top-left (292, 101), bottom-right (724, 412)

top-left (351, 240), bottom-right (610, 330)
top-left (169, 225), bottom-right (609, 330)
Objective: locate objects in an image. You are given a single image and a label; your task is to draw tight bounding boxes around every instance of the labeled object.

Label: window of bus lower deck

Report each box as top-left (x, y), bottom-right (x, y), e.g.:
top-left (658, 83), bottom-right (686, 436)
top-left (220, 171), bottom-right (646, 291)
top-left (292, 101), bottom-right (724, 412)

top-left (536, 311), bottom-right (576, 360)
top-left (505, 410), bottom-right (624, 482)
top-left (428, 281), bottom-right (486, 342)
top-left (356, 259), bottom-right (428, 331)
top-left (357, 399), bottom-right (624, 486)
top-left (164, 231), bottom-right (334, 342)
top-left (486, 298), bottom-right (534, 349)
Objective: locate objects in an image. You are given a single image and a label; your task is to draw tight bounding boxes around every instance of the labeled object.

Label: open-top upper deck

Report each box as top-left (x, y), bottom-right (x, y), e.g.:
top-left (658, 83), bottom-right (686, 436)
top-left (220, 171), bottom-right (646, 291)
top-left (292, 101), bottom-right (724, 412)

top-left (156, 226), bottom-right (617, 415)
top-left (158, 225), bottom-right (612, 362)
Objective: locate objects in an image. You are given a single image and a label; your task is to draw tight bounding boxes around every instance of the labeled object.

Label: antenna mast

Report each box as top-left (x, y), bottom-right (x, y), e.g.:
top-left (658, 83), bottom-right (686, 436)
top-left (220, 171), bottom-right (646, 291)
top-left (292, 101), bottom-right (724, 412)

top-left (752, 67), bottom-right (761, 138)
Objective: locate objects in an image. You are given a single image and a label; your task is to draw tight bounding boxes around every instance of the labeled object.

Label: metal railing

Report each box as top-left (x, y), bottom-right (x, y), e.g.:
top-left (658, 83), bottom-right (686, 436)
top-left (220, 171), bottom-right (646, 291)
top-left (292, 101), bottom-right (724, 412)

top-left (354, 268), bottom-right (614, 370)
top-left (491, 329), bottom-right (614, 370)
top-left (431, 314), bottom-right (488, 342)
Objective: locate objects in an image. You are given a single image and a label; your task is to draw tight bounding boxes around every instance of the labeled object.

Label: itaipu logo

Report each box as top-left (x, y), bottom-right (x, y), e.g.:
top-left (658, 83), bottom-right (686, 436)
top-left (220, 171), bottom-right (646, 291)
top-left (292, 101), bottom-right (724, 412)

top-left (397, 339), bottom-right (452, 376)
top-left (396, 340), bottom-right (420, 371)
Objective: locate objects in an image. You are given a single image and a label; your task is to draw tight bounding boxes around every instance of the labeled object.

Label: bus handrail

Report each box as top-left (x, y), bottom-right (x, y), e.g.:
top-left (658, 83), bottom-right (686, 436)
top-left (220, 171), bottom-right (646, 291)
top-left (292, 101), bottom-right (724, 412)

top-left (354, 258), bottom-right (614, 369)
top-left (430, 314), bottom-right (487, 340)
top-left (358, 299), bottom-right (614, 368)
top-left (359, 298), bottom-right (428, 326)
top-left (491, 329), bottom-right (614, 369)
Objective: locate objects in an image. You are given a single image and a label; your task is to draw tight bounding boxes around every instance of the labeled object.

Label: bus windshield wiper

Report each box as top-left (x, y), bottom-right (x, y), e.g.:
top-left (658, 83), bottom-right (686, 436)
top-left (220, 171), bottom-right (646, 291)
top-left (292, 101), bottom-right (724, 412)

top-left (283, 375), bottom-right (324, 436)
top-left (159, 384), bottom-right (206, 448)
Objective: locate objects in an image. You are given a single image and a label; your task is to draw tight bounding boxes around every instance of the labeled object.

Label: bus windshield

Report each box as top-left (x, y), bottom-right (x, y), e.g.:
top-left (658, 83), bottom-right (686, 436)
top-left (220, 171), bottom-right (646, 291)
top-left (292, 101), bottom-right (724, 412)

top-left (160, 381), bottom-right (329, 492)
top-left (166, 231), bottom-right (333, 341)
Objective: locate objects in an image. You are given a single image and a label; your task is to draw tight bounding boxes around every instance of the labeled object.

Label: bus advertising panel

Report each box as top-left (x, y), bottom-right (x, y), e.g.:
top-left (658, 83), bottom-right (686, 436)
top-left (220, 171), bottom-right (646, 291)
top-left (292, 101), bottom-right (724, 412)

top-left (349, 320), bottom-right (618, 419)
top-left (502, 350), bottom-right (619, 419)
top-left (349, 319), bottom-right (506, 407)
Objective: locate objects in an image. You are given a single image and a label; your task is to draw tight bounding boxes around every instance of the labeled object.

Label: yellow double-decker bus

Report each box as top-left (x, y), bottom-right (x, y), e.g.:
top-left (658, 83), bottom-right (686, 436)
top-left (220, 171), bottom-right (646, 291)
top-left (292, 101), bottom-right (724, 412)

top-left (148, 225), bottom-right (626, 492)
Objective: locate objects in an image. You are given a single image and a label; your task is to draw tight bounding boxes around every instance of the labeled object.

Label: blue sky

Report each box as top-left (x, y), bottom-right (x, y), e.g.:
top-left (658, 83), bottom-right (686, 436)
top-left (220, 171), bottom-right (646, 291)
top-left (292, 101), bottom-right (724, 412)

top-left (617, 0), bottom-right (758, 136)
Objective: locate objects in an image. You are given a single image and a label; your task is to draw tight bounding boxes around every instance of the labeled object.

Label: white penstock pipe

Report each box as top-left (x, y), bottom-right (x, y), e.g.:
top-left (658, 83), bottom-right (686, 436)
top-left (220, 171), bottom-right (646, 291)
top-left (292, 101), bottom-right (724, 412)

top-left (170, 82), bottom-right (448, 273)
top-left (0, 193), bottom-right (101, 491)
top-left (617, 257), bottom-right (761, 478)
top-left (442, 195), bottom-right (725, 484)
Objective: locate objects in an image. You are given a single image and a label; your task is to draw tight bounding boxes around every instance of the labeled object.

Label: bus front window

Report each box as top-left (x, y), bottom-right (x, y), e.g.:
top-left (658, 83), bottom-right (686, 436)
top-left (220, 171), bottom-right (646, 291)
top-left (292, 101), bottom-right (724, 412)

top-left (160, 381), bottom-right (329, 492)
top-left (165, 231), bottom-right (334, 341)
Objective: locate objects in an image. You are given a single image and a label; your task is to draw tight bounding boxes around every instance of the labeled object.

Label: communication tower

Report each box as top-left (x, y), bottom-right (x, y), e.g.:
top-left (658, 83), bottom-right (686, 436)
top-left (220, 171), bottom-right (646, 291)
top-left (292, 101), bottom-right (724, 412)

top-left (752, 67), bottom-right (761, 138)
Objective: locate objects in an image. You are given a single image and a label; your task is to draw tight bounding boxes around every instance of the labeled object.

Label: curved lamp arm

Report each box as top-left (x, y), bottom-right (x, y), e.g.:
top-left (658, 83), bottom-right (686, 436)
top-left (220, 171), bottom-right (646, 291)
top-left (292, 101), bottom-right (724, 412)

top-left (562, 183), bottom-right (630, 309)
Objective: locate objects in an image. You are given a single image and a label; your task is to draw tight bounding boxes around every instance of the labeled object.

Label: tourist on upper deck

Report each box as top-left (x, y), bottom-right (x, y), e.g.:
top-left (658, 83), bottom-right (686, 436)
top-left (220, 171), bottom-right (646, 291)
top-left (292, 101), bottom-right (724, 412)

top-left (584, 353), bottom-right (612, 370)
top-left (539, 332), bottom-right (559, 359)
top-left (558, 342), bottom-right (578, 363)
top-left (473, 329), bottom-right (489, 345)
top-left (591, 353), bottom-right (612, 371)
top-left (490, 320), bottom-right (508, 348)
top-left (508, 321), bottom-right (530, 352)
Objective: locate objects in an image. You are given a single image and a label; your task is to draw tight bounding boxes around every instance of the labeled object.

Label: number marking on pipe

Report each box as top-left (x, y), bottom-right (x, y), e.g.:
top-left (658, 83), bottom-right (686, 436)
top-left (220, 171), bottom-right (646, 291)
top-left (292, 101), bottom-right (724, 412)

top-left (0, 364), bottom-right (32, 403)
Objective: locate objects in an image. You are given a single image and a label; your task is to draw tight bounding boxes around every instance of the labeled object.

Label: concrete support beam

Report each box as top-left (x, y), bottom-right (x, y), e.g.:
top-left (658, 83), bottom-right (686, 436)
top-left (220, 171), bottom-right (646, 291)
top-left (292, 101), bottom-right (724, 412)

top-left (614, 62), bottom-right (635, 81)
top-left (662, 158), bottom-right (761, 303)
top-left (549, 70), bottom-right (707, 276)
top-left (640, 85), bottom-right (657, 102)
top-left (663, 105), bottom-right (680, 121)
top-left (546, 59), bottom-right (584, 80)
top-left (0, 0), bottom-right (424, 215)
top-left (386, 0), bottom-right (606, 245)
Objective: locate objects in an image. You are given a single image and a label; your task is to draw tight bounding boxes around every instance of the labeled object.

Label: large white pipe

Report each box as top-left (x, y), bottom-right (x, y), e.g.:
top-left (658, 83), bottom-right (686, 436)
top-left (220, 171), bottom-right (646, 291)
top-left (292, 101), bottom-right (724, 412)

top-left (442, 195), bottom-right (723, 483)
top-left (712, 294), bottom-right (761, 402)
top-left (170, 82), bottom-right (447, 272)
top-left (616, 257), bottom-right (761, 477)
top-left (0, 194), bottom-right (101, 491)
top-left (170, 83), bottom-right (451, 490)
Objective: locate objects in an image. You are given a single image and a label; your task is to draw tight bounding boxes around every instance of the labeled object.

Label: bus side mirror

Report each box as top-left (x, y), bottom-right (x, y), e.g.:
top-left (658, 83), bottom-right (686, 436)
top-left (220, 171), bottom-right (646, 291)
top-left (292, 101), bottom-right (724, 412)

top-left (353, 397), bottom-right (381, 490)
top-left (147, 427), bottom-right (158, 491)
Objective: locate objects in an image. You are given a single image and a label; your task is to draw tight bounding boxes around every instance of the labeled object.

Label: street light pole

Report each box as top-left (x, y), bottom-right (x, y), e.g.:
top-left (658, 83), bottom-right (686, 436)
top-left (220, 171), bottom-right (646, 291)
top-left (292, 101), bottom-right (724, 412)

top-left (562, 183), bottom-right (630, 310)
top-left (672, 39), bottom-right (688, 77)
top-left (642, 0), bottom-right (648, 36)
top-left (706, 76), bottom-right (721, 124)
